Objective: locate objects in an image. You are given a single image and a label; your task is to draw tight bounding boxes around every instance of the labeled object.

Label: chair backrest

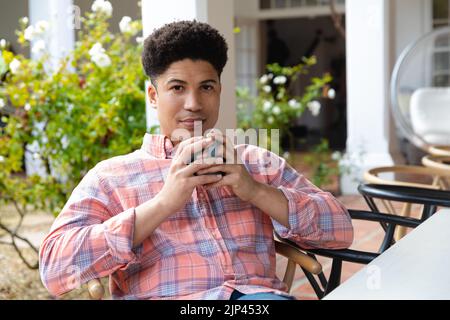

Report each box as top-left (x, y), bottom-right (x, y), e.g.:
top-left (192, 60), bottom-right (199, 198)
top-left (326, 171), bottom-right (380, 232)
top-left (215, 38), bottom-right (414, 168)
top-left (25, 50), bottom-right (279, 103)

top-left (410, 87), bottom-right (450, 145)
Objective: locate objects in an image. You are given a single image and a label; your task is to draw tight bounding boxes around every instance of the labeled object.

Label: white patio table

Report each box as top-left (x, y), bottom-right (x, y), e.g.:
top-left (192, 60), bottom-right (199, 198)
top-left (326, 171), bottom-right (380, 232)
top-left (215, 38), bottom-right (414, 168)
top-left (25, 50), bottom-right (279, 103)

top-left (324, 209), bottom-right (450, 300)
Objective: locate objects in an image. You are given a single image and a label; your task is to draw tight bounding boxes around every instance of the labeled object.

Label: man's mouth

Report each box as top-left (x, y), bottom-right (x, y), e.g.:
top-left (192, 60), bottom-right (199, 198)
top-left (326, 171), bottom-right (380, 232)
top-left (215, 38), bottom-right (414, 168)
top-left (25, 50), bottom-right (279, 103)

top-left (178, 118), bottom-right (205, 129)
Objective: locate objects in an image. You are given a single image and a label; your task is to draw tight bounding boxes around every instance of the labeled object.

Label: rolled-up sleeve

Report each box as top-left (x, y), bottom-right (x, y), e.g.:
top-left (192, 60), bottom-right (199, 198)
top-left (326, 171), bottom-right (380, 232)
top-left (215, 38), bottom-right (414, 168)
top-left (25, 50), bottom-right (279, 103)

top-left (243, 146), bottom-right (354, 250)
top-left (39, 168), bottom-right (142, 297)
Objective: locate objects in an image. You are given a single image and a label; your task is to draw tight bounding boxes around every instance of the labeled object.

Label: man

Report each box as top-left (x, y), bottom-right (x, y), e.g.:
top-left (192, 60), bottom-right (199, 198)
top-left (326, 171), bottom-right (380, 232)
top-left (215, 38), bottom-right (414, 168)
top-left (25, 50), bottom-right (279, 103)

top-left (39, 21), bottom-right (353, 300)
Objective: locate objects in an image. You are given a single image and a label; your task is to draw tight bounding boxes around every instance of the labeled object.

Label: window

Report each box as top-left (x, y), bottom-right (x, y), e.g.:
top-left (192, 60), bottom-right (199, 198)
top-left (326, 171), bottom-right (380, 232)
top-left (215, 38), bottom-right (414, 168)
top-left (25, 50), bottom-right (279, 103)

top-left (432, 0), bottom-right (450, 85)
top-left (433, 0), bottom-right (450, 28)
top-left (259, 0), bottom-right (345, 10)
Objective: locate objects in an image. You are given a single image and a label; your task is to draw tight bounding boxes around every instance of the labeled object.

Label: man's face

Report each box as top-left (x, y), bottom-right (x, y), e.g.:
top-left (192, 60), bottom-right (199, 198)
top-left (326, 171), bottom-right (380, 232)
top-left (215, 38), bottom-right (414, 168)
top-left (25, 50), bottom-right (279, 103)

top-left (147, 59), bottom-right (221, 143)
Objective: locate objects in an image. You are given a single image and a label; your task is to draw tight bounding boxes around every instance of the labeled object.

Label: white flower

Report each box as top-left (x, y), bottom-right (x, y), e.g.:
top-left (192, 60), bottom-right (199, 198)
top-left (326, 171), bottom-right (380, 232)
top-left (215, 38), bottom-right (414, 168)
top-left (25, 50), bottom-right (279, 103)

top-left (136, 36), bottom-right (144, 44)
top-left (32, 39), bottom-right (46, 55)
top-left (259, 74), bottom-right (269, 84)
top-left (267, 73), bottom-right (274, 79)
top-left (25, 21), bottom-right (50, 41)
top-left (0, 39), bottom-right (6, 49)
top-left (288, 99), bottom-right (301, 109)
top-left (272, 105), bottom-right (281, 115)
top-left (119, 16), bottom-right (133, 33)
top-left (24, 25), bottom-right (35, 41)
top-left (92, 53), bottom-right (111, 68)
top-left (267, 116), bottom-right (274, 124)
top-left (89, 42), bottom-right (105, 56)
top-left (262, 85), bottom-right (271, 93)
top-left (273, 75), bottom-right (287, 85)
top-left (9, 58), bottom-right (21, 74)
top-left (67, 103), bottom-right (74, 113)
top-left (24, 103), bottom-right (31, 111)
top-left (92, 0), bottom-right (113, 16)
top-left (0, 155), bottom-right (5, 163)
top-left (327, 88), bottom-right (336, 99)
top-left (0, 98), bottom-right (5, 109)
top-left (32, 153), bottom-right (40, 160)
top-left (307, 100), bottom-right (321, 116)
top-left (20, 17), bottom-right (29, 25)
top-left (128, 115), bottom-right (135, 122)
top-left (262, 100), bottom-right (272, 112)
top-left (331, 151), bottom-right (342, 161)
top-left (35, 20), bottom-right (50, 34)
top-left (89, 43), bottom-right (111, 68)
top-left (61, 136), bottom-right (69, 149)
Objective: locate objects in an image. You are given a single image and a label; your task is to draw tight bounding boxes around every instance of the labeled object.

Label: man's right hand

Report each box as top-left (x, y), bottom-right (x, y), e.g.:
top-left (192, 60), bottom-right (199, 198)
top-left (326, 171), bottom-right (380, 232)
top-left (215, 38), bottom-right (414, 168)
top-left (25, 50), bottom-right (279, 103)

top-left (155, 136), bottom-right (224, 215)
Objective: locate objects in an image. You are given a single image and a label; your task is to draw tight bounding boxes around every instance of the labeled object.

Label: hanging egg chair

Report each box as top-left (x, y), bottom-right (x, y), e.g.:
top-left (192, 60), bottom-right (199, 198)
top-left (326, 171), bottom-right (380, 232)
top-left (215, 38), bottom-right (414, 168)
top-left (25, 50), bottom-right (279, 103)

top-left (391, 26), bottom-right (450, 158)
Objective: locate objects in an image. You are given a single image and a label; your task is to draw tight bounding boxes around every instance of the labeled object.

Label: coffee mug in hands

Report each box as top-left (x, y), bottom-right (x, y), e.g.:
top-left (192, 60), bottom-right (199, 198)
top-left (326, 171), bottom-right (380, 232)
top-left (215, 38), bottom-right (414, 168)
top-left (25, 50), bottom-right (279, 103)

top-left (189, 139), bottom-right (226, 176)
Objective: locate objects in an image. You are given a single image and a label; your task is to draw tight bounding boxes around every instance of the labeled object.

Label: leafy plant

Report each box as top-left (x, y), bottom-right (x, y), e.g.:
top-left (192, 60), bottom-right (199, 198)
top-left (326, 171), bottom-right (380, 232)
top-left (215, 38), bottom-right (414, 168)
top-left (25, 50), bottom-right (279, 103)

top-left (0, 1), bottom-right (149, 268)
top-left (236, 57), bottom-right (338, 187)
top-left (237, 57), bottom-right (334, 152)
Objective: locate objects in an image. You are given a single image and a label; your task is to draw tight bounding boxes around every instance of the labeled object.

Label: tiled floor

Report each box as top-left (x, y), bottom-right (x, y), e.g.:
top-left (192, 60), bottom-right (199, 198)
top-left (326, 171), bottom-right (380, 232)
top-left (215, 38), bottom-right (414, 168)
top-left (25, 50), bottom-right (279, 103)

top-left (278, 194), bottom-right (424, 300)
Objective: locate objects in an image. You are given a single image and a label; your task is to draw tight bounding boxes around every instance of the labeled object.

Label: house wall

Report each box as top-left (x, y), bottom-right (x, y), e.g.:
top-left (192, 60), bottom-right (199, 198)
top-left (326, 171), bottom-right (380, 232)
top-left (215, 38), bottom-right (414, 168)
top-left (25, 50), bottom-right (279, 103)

top-left (0, 0), bottom-right (29, 56)
top-left (74, 0), bottom-right (141, 36)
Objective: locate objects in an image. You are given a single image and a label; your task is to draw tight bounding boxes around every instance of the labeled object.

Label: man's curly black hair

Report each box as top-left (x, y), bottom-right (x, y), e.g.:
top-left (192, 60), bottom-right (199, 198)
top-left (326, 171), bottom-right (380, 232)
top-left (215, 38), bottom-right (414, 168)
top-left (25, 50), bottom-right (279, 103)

top-left (142, 20), bottom-right (228, 82)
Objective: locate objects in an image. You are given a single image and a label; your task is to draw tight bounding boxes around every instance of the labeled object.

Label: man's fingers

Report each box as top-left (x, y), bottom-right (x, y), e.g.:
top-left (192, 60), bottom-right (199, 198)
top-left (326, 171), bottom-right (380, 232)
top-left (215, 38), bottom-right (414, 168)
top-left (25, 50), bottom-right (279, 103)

top-left (203, 174), bottom-right (232, 189)
top-left (174, 136), bottom-right (203, 158)
top-left (190, 173), bottom-right (223, 186)
top-left (178, 137), bottom-right (215, 164)
top-left (195, 164), bottom-right (233, 176)
top-left (223, 134), bottom-right (238, 164)
top-left (181, 163), bottom-right (211, 176)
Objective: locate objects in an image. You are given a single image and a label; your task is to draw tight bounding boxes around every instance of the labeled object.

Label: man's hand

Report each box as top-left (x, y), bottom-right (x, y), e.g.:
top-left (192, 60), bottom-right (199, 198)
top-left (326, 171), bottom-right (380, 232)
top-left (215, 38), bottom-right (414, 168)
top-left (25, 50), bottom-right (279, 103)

top-left (156, 136), bottom-right (224, 215)
top-left (195, 132), bottom-right (290, 227)
top-left (195, 133), bottom-right (261, 202)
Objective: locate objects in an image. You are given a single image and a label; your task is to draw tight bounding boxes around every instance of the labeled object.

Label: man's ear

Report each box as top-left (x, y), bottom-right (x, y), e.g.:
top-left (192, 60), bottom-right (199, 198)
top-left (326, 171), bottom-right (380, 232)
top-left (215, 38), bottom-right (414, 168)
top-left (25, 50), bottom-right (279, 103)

top-left (147, 82), bottom-right (158, 109)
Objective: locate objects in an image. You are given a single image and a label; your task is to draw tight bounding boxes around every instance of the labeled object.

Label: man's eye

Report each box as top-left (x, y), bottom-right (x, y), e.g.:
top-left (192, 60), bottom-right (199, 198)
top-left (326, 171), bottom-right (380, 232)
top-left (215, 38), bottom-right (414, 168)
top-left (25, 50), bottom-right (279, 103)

top-left (171, 85), bottom-right (183, 91)
top-left (202, 85), bottom-right (213, 91)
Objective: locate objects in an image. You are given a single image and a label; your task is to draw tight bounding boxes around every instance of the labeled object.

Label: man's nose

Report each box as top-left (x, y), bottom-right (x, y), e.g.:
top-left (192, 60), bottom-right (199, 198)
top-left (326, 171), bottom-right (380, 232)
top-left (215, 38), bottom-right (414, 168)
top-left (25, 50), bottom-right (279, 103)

top-left (184, 91), bottom-right (202, 111)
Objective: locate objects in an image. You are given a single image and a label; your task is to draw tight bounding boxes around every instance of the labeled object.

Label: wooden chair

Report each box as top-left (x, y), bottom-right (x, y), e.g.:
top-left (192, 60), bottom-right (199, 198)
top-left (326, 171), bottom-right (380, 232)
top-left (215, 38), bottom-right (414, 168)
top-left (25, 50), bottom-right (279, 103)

top-left (363, 165), bottom-right (450, 239)
top-left (422, 155), bottom-right (450, 189)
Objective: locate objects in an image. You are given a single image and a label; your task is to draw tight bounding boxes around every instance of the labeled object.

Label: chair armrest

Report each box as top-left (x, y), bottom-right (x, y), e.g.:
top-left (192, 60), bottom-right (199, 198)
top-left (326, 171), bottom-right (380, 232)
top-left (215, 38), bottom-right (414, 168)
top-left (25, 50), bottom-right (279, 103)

top-left (358, 183), bottom-right (450, 207)
top-left (274, 235), bottom-right (323, 275)
top-left (88, 279), bottom-right (105, 300)
top-left (349, 209), bottom-right (421, 228)
top-left (307, 248), bottom-right (378, 264)
top-left (363, 165), bottom-right (450, 189)
top-left (276, 209), bottom-right (422, 265)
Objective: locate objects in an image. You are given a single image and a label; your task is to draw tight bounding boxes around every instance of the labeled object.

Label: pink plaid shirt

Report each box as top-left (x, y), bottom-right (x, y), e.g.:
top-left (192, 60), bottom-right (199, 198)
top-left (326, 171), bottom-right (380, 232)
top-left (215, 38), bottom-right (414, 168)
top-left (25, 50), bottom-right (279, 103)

top-left (39, 133), bottom-right (353, 299)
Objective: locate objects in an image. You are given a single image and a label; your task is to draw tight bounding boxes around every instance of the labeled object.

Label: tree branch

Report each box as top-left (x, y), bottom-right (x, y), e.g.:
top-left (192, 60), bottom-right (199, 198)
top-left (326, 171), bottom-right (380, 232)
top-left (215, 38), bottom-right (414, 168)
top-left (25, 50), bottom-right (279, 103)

top-left (330, 0), bottom-right (346, 39)
top-left (0, 219), bottom-right (39, 269)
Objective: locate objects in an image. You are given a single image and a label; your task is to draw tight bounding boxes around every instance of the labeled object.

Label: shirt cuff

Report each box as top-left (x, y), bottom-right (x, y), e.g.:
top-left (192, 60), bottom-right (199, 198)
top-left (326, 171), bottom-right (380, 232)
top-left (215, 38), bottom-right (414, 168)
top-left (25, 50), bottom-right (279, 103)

top-left (273, 186), bottom-right (305, 237)
top-left (103, 207), bottom-right (143, 267)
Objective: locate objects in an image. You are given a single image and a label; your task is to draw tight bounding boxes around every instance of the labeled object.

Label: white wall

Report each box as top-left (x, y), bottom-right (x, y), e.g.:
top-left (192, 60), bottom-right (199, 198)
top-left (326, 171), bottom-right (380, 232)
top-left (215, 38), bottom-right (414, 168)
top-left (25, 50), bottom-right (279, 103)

top-left (0, 0), bottom-right (29, 56)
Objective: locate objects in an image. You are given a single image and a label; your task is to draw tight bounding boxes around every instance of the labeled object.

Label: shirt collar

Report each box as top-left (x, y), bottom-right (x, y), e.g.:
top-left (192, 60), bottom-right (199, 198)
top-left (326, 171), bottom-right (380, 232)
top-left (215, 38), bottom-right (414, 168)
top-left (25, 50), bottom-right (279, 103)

top-left (141, 133), bottom-right (176, 159)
